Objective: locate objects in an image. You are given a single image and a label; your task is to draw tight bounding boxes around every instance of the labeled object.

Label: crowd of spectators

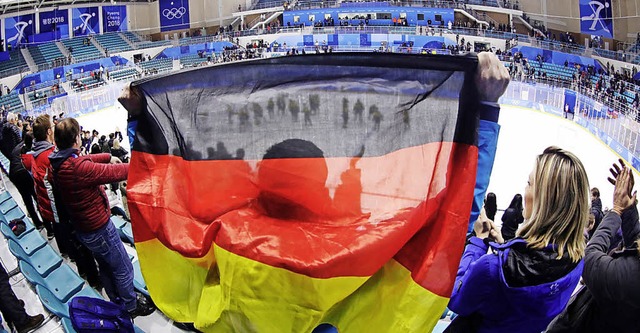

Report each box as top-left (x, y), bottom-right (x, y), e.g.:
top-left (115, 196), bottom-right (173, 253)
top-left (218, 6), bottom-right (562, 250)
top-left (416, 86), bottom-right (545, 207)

top-left (0, 109), bottom-right (154, 329)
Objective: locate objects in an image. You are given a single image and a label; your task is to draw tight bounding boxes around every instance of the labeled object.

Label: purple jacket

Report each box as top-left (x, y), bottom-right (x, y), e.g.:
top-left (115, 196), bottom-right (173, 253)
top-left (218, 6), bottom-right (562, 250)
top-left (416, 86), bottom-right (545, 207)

top-left (448, 237), bottom-right (584, 333)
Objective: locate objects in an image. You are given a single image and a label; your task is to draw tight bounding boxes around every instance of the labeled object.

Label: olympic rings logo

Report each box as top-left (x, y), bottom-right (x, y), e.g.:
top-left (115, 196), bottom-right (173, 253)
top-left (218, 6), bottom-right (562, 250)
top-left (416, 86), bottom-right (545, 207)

top-left (162, 7), bottom-right (186, 20)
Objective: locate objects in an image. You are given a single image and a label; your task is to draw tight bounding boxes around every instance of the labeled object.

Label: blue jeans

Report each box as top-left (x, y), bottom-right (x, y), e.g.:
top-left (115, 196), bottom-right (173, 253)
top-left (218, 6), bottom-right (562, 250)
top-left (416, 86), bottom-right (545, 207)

top-left (76, 219), bottom-right (136, 311)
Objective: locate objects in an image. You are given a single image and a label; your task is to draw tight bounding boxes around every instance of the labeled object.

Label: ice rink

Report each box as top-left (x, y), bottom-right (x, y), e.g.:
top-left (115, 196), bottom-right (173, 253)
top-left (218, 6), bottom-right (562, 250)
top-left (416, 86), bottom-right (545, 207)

top-left (488, 105), bottom-right (630, 221)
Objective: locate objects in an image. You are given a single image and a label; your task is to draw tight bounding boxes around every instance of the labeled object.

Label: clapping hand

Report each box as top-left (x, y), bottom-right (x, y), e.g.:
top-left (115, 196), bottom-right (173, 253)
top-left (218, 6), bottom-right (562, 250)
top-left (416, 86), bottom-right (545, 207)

top-left (608, 159), bottom-right (637, 214)
top-left (473, 208), bottom-right (505, 244)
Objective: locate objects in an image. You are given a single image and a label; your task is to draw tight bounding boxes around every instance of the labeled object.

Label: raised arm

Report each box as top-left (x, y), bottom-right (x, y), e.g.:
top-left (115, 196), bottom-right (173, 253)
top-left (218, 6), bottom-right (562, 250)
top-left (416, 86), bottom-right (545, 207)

top-left (467, 52), bottom-right (510, 232)
top-left (76, 159), bottom-right (129, 187)
top-left (584, 165), bottom-right (638, 301)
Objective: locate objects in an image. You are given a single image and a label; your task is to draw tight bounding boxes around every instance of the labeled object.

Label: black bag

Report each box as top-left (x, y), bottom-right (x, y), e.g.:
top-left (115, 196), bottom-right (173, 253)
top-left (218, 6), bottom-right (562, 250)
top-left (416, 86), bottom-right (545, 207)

top-left (545, 285), bottom-right (594, 332)
top-left (9, 219), bottom-right (26, 236)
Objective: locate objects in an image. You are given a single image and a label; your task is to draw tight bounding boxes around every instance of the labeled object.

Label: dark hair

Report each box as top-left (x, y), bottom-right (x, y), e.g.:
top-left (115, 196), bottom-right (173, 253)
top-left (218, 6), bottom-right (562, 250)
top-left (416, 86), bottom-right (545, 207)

top-left (591, 187), bottom-right (600, 198)
top-left (484, 192), bottom-right (498, 221)
top-left (90, 143), bottom-right (102, 154)
top-left (54, 118), bottom-right (80, 150)
top-left (92, 129), bottom-right (98, 136)
top-left (33, 114), bottom-right (51, 142)
top-left (508, 193), bottom-right (523, 212)
top-left (22, 131), bottom-right (34, 153)
top-left (263, 139), bottom-right (324, 159)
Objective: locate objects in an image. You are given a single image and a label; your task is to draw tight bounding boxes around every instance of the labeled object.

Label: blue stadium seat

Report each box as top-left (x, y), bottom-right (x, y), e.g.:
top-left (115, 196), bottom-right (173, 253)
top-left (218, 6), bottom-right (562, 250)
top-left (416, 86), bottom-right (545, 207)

top-left (432, 320), bottom-right (451, 333)
top-left (7, 240), bottom-right (62, 276)
top-left (0, 226), bottom-right (46, 255)
top-left (3, 206), bottom-right (27, 224)
top-left (36, 284), bottom-right (69, 318)
top-left (61, 317), bottom-right (77, 333)
top-left (0, 216), bottom-right (34, 237)
top-left (0, 198), bottom-right (18, 215)
top-left (0, 191), bottom-right (13, 204)
top-left (62, 37), bottom-right (102, 62)
top-left (96, 33), bottom-right (133, 53)
top-left (132, 260), bottom-right (148, 296)
top-left (0, 50), bottom-right (28, 77)
top-left (108, 68), bottom-right (140, 81)
top-left (0, 92), bottom-right (25, 115)
top-left (19, 260), bottom-right (47, 286)
top-left (121, 222), bottom-right (134, 245)
top-left (20, 261), bottom-right (84, 303)
top-left (112, 215), bottom-right (127, 229)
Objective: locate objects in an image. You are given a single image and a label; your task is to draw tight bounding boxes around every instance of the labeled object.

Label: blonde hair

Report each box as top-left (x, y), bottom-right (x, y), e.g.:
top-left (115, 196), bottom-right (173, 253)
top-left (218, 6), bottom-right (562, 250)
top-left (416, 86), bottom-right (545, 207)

top-left (518, 146), bottom-right (590, 263)
top-left (113, 139), bottom-right (120, 149)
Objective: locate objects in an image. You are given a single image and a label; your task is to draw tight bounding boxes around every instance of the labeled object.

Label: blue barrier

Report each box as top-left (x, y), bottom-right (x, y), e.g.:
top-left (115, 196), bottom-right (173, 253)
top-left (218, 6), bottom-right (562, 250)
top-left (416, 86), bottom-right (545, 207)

top-left (502, 84), bottom-right (639, 172)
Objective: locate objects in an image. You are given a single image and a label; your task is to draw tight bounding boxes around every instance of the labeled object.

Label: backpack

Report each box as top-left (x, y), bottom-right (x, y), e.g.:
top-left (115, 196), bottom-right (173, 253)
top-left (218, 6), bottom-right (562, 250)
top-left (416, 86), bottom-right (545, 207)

top-left (69, 296), bottom-right (134, 332)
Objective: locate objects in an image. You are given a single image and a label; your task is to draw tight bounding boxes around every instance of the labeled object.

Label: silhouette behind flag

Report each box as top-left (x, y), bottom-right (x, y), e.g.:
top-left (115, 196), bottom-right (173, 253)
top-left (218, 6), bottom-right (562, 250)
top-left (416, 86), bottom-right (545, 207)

top-left (127, 53), bottom-right (482, 332)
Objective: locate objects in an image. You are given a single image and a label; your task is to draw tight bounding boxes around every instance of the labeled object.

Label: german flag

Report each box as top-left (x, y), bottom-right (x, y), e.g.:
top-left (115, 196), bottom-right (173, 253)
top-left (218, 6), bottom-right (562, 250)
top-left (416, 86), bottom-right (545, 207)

top-left (127, 53), bottom-right (481, 332)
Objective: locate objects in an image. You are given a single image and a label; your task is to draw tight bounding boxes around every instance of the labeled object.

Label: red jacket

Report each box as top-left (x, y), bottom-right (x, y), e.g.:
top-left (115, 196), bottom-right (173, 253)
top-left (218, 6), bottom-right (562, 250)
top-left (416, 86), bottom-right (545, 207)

top-left (49, 149), bottom-right (128, 232)
top-left (22, 141), bottom-right (56, 223)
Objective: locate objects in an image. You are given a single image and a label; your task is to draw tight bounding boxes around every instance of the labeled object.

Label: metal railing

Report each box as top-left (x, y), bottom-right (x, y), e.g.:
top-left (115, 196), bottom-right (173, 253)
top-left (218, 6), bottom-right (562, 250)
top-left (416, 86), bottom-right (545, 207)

top-left (24, 79), bottom-right (64, 94)
top-left (502, 80), bottom-right (640, 164)
top-left (0, 66), bottom-right (29, 79)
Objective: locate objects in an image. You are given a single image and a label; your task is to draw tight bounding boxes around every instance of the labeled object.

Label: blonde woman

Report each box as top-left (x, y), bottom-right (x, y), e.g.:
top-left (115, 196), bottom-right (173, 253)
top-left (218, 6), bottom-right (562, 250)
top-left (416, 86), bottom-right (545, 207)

top-left (445, 146), bottom-right (589, 333)
top-left (110, 139), bottom-right (129, 162)
top-left (550, 160), bottom-right (640, 332)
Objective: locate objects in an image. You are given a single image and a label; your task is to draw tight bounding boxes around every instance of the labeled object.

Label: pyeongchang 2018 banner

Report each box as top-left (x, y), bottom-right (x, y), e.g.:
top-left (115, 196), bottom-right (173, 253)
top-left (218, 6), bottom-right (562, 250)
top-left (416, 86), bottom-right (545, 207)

top-left (72, 7), bottom-right (99, 36)
top-left (40, 9), bottom-right (70, 40)
top-left (580, 0), bottom-right (613, 39)
top-left (159, 0), bottom-right (190, 32)
top-left (102, 5), bottom-right (127, 32)
top-left (4, 14), bottom-right (35, 47)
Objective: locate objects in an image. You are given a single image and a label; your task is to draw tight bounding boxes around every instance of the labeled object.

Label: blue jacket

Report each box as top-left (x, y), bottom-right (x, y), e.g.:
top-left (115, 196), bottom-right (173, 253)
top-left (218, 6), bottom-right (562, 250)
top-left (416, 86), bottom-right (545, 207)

top-left (448, 237), bottom-right (584, 333)
top-left (468, 102), bottom-right (501, 232)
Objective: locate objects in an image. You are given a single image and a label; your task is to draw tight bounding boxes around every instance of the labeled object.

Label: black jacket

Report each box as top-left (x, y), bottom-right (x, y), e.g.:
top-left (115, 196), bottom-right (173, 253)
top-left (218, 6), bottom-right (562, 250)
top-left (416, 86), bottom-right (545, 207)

top-left (588, 197), bottom-right (604, 239)
top-left (0, 122), bottom-right (20, 160)
top-left (581, 207), bottom-right (640, 332)
top-left (8, 142), bottom-right (26, 176)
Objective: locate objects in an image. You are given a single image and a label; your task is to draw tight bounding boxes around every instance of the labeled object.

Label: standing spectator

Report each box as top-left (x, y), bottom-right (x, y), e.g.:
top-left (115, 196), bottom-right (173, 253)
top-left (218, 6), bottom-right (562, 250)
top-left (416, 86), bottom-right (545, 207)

top-left (0, 263), bottom-right (45, 333)
top-left (24, 115), bottom-right (101, 287)
top-left (0, 113), bottom-right (21, 159)
top-left (49, 118), bottom-right (154, 317)
top-left (547, 161), bottom-right (640, 332)
top-left (81, 131), bottom-right (91, 153)
top-left (110, 139), bottom-right (128, 162)
top-left (106, 183), bottom-right (127, 220)
top-left (446, 147), bottom-right (589, 333)
top-left (501, 194), bottom-right (524, 241)
top-left (589, 187), bottom-right (604, 239)
top-left (484, 192), bottom-right (497, 221)
top-left (8, 132), bottom-right (45, 235)
top-left (99, 135), bottom-right (110, 153)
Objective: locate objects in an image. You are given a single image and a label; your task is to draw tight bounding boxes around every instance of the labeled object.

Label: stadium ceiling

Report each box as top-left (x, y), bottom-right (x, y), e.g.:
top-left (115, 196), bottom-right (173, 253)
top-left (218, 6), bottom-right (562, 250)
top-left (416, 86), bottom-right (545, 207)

top-left (0, 0), bottom-right (151, 15)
